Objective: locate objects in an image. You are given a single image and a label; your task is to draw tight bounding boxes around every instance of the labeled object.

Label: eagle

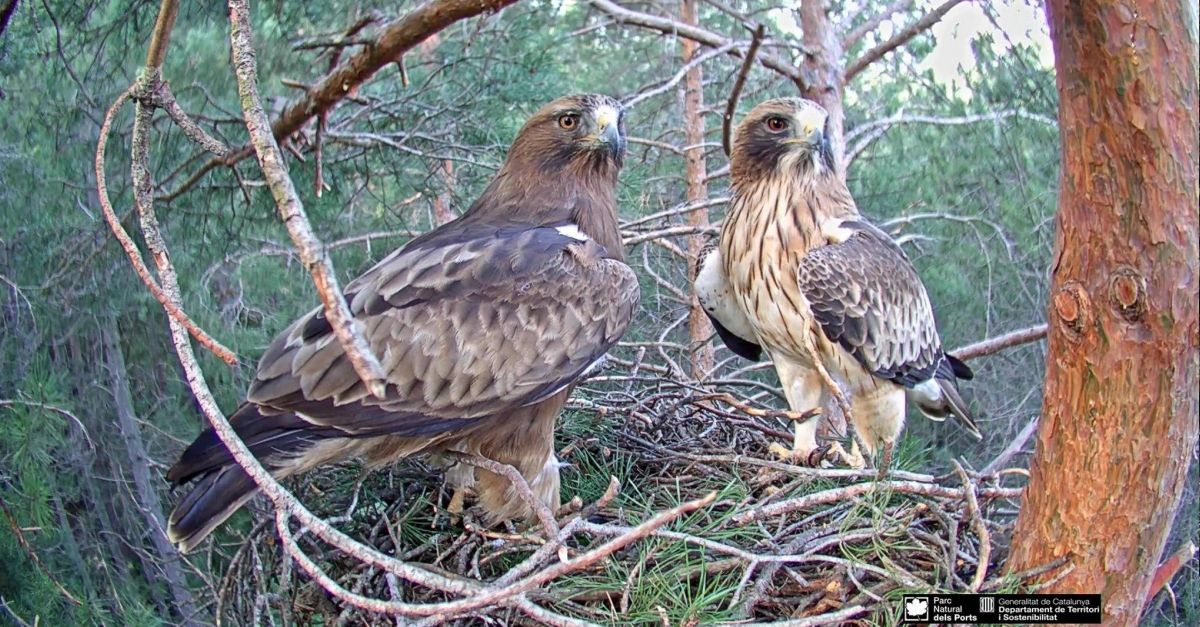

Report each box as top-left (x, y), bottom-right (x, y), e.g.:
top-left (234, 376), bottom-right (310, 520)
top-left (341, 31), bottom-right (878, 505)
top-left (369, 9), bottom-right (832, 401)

top-left (695, 98), bottom-right (980, 468)
top-left (166, 94), bottom-right (638, 552)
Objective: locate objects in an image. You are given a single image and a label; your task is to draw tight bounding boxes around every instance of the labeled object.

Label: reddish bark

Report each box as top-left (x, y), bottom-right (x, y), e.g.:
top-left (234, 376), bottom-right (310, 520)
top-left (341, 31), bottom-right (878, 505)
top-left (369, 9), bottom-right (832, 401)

top-left (432, 159), bottom-right (457, 226)
top-left (1007, 2), bottom-right (1199, 624)
top-left (680, 0), bottom-right (715, 378)
top-left (798, 0), bottom-right (845, 179)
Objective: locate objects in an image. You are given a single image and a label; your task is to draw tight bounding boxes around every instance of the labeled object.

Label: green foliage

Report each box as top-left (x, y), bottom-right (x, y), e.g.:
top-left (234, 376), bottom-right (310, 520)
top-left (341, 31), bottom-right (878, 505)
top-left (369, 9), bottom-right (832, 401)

top-left (1, 0), bottom-right (1194, 625)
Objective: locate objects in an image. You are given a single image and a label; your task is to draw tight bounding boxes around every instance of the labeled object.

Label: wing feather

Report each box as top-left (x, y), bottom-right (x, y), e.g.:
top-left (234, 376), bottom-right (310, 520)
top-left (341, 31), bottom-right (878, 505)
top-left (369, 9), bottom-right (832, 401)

top-left (247, 224), bottom-right (639, 436)
top-left (798, 220), bottom-right (943, 387)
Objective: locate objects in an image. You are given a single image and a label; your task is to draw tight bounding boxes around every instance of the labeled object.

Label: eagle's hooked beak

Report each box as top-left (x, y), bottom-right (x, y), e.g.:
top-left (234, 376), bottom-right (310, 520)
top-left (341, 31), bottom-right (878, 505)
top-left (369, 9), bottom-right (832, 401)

top-left (782, 109), bottom-right (834, 169)
top-left (785, 107), bottom-right (826, 148)
top-left (592, 105), bottom-right (624, 157)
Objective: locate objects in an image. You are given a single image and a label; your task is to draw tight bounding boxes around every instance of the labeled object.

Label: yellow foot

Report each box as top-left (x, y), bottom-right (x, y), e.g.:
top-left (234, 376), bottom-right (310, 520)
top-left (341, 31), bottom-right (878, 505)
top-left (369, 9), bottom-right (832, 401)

top-left (769, 441), bottom-right (864, 468)
top-left (447, 486), bottom-right (468, 516)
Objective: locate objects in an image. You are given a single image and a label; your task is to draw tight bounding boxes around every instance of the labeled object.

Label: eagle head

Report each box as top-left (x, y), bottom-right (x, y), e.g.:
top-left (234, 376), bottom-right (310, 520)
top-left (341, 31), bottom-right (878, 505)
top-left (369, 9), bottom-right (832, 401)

top-left (509, 93), bottom-right (627, 174)
top-left (731, 98), bottom-right (835, 181)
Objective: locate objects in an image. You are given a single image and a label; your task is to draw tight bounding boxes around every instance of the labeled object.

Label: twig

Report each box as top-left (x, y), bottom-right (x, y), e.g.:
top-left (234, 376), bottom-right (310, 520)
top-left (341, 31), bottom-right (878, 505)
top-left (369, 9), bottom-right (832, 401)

top-left (734, 604), bottom-right (867, 626)
top-left (733, 480), bottom-right (1022, 525)
top-left (842, 0), bottom-right (913, 51)
top-left (844, 0), bottom-right (967, 81)
top-left (0, 494), bottom-right (83, 605)
top-left (446, 452), bottom-right (559, 539)
top-left (953, 460), bottom-right (990, 592)
top-left (623, 42), bottom-right (737, 108)
top-left (590, 0), bottom-right (805, 88)
top-left (228, 0), bottom-right (388, 398)
top-left (0, 399), bottom-right (95, 450)
top-left (95, 87), bottom-right (238, 366)
top-left (168, 0), bottom-right (520, 201)
top-left (721, 24), bottom-right (764, 157)
top-left (950, 324), bottom-right (1048, 361)
top-left (981, 415), bottom-right (1039, 475)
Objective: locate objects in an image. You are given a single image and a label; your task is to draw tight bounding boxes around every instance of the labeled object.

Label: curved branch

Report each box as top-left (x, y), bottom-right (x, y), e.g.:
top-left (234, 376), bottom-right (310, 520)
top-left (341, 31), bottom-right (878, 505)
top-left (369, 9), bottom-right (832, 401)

top-left (228, 0), bottom-right (388, 398)
top-left (841, 0), bottom-right (913, 51)
top-left (844, 0), bottom-right (967, 82)
top-left (590, 0), bottom-right (806, 88)
top-left (95, 88), bottom-right (238, 366)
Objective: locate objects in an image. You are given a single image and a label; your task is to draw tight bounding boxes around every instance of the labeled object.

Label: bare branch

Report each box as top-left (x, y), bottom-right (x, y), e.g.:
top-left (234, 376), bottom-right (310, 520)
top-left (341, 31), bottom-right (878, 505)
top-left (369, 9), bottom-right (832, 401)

top-left (841, 0), bottom-right (913, 51)
top-left (228, 0), bottom-right (388, 398)
top-left (732, 480), bottom-right (1022, 525)
top-left (950, 324), bottom-right (1048, 361)
top-left (953, 460), bottom-right (991, 592)
top-left (0, 495), bottom-right (82, 606)
top-left (844, 0), bottom-right (967, 82)
top-left (168, 0), bottom-right (520, 200)
top-left (623, 42), bottom-right (737, 108)
top-left (0, 399), bottom-right (94, 450)
top-left (736, 605), bottom-right (868, 626)
top-left (590, 0), bottom-right (805, 87)
top-left (95, 87), bottom-right (239, 366)
top-left (844, 108), bottom-right (1057, 168)
top-left (722, 23), bottom-right (765, 157)
top-left (446, 452), bottom-right (559, 539)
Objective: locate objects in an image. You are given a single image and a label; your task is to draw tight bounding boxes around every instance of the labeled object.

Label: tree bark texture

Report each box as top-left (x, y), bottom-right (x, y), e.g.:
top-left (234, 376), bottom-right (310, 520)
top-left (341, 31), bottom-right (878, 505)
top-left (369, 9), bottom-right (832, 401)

top-left (799, 0), bottom-right (846, 179)
top-left (103, 326), bottom-right (203, 625)
top-left (1007, 2), bottom-right (1199, 625)
top-left (680, 0), bottom-right (715, 378)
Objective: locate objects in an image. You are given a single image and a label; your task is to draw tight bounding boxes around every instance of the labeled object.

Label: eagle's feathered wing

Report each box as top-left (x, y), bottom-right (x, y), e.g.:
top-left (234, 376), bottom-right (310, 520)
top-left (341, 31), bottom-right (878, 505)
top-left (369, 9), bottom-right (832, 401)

top-left (167, 222), bottom-right (638, 551)
top-left (798, 220), bottom-right (980, 438)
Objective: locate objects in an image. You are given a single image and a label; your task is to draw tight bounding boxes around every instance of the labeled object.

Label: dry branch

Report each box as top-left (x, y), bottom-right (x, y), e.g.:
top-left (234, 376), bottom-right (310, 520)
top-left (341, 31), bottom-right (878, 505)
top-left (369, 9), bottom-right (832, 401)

top-left (842, 0), bottom-right (913, 51)
top-left (95, 88), bottom-right (238, 366)
top-left (950, 324), bottom-right (1048, 361)
top-left (590, 0), bottom-right (805, 87)
top-left (844, 0), bottom-right (967, 81)
top-left (721, 23), bottom-right (765, 157)
top-left (228, 0), bottom-right (388, 398)
top-left (167, 0), bottom-right (519, 200)
top-left (733, 480), bottom-right (1022, 525)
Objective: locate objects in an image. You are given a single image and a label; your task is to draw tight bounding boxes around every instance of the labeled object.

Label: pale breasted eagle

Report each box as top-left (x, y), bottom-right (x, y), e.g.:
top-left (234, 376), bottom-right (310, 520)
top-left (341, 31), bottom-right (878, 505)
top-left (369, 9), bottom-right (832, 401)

top-left (166, 94), bottom-right (639, 552)
top-left (695, 98), bottom-right (981, 468)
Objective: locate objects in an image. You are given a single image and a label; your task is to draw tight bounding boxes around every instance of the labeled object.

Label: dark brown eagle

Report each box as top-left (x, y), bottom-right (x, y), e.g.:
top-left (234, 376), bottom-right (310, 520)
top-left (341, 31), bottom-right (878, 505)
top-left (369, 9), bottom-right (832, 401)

top-left (695, 98), bottom-right (980, 468)
top-left (167, 94), bottom-right (638, 552)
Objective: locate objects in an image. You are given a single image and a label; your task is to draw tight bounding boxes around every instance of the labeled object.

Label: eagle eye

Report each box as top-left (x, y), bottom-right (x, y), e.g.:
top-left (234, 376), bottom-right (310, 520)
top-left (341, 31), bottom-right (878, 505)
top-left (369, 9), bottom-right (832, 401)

top-left (558, 113), bottom-right (580, 130)
top-left (765, 116), bottom-right (789, 132)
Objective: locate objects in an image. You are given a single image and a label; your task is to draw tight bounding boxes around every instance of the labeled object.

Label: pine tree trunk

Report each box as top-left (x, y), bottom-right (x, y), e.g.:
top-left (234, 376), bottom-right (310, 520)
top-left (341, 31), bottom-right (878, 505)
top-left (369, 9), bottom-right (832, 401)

top-left (798, 0), bottom-right (845, 179)
top-left (1007, 2), bottom-right (1199, 624)
top-left (103, 326), bottom-right (204, 625)
top-left (680, 0), bottom-right (715, 379)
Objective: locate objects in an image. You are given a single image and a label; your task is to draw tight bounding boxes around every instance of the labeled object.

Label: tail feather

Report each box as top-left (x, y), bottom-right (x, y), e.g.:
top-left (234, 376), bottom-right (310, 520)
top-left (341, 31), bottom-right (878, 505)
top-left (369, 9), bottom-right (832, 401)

top-left (909, 355), bottom-right (983, 440)
top-left (945, 353), bottom-right (974, 380)
top-left (934, 378), bottom-right (983, 440)
top-left (166, 403), bottom-right (312, 553)
top-left (168, 465), bottom-right (259, 553)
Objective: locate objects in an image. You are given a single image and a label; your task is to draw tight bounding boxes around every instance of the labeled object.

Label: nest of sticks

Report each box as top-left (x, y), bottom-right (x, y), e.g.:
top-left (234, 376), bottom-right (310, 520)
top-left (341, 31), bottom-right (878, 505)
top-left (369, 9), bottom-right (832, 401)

top-left (203, 373), bottom-right (1060, 627)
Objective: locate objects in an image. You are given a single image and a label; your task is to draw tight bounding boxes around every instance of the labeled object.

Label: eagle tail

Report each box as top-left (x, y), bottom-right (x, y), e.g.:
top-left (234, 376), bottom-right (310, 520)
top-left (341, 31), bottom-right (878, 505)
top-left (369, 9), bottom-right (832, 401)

top-left (168, 465), bottom-right (258, 553)
top-left (909, 375), bottom-right (983, 441)
top-left (166, 403), bottom-right (314, 553)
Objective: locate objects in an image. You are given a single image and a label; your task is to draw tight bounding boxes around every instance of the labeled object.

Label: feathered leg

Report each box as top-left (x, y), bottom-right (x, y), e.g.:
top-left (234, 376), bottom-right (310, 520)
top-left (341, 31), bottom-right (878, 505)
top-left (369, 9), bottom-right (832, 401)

top-left (848, 385), bottom-right (906, 473)
top-left (465, 391), bottom-right (565, 525)
top-left (770, 359), bottom-right (859, 466)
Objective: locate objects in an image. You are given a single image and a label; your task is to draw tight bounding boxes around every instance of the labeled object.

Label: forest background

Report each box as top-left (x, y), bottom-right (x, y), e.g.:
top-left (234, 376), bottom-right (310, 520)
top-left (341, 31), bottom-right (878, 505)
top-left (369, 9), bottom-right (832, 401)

top-left (0, 0), bottom-right (1195, 625)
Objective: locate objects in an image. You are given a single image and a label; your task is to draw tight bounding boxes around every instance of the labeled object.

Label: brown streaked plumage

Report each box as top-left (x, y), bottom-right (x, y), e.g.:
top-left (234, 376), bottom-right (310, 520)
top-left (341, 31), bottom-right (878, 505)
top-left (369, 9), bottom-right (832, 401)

top-left (167, 94), bottom-right (638, 552)
top-left (696, 97), bottom-right (980, 469)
